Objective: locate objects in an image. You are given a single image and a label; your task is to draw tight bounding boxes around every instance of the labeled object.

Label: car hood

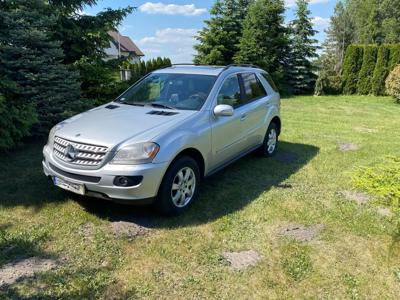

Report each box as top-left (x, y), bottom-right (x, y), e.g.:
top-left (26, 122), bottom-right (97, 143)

top-left (55, 103), bottom-right (197, 149)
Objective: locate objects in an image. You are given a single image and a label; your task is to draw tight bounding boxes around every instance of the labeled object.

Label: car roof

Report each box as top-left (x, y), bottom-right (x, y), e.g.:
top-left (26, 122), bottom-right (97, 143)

top-left (153, 64), bottom-right (264, 76)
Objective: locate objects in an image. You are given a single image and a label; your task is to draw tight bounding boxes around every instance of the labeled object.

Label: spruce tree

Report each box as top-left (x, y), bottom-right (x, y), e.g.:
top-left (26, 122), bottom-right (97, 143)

top-left (194, 0), bottom-right (252, 65)
top-left (234, 0), bottom-right (288, 86)
top-left (286, 0), bottom-right (318, 94)
top-left (0, 0), bottom-right (81, 137)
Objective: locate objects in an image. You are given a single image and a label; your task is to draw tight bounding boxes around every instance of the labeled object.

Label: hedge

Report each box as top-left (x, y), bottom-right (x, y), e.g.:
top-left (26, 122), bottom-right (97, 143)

top-left (357, 45), bottom-right (378, 95)
top-left (388, 44), bottom-right (400, 71)
top-left (372, 45), bottom-right (391, 95)
top-left (342, 45), bottom-right (364, 94)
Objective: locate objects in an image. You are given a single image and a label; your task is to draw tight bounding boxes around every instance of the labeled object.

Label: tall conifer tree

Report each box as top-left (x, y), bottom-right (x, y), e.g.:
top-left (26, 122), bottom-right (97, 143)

top-left (0, 0), bottom-right (81, 137)
top-left (234, 0), bottom-right (288, 86)
top-left (286, 0), bottom-right (318, 94)
top-left (194, 0), bottom-right (252, 65)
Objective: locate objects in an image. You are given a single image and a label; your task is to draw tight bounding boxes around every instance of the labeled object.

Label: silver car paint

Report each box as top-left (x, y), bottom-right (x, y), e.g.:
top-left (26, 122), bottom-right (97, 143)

top-left (42, 66), bottom-right (281, 201)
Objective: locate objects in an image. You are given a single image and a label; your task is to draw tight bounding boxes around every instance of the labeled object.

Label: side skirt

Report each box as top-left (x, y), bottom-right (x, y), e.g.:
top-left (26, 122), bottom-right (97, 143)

top-left (205, 143), bottom-right (262, 178)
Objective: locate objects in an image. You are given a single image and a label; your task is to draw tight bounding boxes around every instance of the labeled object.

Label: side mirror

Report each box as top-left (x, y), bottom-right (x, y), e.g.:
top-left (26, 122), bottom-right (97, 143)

top-left (214, 104), bottom-right (234, 117)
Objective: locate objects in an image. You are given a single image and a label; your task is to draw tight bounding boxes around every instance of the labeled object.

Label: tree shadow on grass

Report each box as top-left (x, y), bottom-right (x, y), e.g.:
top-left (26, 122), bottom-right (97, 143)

top-left (0, 142), bottom-right (66, 211)
top-left (0, 140), bottom-right (319, 227)
top-left (78, 141), bottom-right (319, 228)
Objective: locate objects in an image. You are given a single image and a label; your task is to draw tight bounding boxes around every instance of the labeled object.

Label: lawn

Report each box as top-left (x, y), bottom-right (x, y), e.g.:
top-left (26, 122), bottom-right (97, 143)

top-left (1, 95), bottom-right (400, 299)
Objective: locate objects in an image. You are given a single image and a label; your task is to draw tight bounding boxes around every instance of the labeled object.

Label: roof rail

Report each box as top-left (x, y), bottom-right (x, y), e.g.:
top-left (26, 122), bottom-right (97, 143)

top-left (223, 64), bottom-right (260, 70)
top-left (168, 63), bottom-right (225, 68)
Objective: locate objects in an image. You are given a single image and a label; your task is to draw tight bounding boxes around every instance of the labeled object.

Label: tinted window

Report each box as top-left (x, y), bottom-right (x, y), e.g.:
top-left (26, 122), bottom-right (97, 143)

top-left (116, 73), bottom-right (216, 111)
top-left (241, 73), bottom-right (267, 102)
top-left (217, 75), bottom-right (242, 108)
top-left (261, 73), bottom-right (278, 92)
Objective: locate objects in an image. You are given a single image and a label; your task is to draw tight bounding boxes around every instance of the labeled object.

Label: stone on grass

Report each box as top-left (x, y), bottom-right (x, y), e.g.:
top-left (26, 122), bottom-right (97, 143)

top-left (279, 224), bottom-right (325, 242)
top-left (223, 250), bottom-right (262, 270)
top-left (377, 207), bottom-right (393, 218)
top-left (110, 221), bottom-right (149, 240)
top-left (0, 257), bottom-right (57, 287)
top-left (340, 190), bottom-right (370, 205)
top-left (338, 142), bottom-right (360, 152)
top-left (354, 126), bottom-right (377, 134)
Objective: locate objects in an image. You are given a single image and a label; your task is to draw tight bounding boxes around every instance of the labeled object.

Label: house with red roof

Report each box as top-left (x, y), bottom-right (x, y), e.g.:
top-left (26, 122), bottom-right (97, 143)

top-left (105, 31), bottom-right (145, 63)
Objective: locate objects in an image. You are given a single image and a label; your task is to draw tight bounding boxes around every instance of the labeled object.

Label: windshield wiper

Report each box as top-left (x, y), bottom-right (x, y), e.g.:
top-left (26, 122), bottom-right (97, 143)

top-left (148, 102), bottom-right (177, 110)
top-left (117, 100), bottom-right (145, 107)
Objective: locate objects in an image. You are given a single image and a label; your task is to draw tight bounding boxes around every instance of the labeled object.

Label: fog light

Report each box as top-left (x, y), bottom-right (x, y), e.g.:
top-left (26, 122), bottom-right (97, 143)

top-left (119, 176), bottom-right (129, 186)
top-left (113, 176), bottom-right (143, 187)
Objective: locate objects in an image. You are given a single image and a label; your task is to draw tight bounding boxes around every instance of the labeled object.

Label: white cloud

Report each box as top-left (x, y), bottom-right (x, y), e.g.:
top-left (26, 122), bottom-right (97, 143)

top-left (139, 2), bottom-right (207, 16)
top-left (312, 16), bottom-right (330, 27)
top-left (285, 0), bottom-right (330, 7)
top-left (136, 28), bottom-right (199, 63)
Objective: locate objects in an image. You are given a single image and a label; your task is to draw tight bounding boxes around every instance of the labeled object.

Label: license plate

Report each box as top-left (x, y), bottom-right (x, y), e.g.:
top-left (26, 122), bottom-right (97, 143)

top-left (53, 176), bottom-right (85, 195)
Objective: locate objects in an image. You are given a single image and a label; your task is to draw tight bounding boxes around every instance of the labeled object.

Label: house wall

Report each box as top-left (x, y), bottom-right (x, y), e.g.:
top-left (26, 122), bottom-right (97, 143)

top-left (104, 42), bottom-right (142, 63)
top-left (104, 41), bottom-right (119, 60)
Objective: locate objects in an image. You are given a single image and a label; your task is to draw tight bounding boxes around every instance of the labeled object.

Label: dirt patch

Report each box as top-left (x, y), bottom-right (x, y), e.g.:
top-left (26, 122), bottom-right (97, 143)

top-left (110, 221), bottom-right (150, 241)
top-left (338, 141), bottom-right (360, 152)
top-left (376, 207), bottom-right (393, 218)
top-left (340, 190), bottom-right (370, 205)
top-left (278, 224), bottom-right (325, 242)
top-left (223, 250), bottom-right (262, 270)
top-left (0, 257), bottom-right (57, 287)
top-left (78, 222), bottom-right (95, 241)
top-left (274, 151), bottom-right (299, 164)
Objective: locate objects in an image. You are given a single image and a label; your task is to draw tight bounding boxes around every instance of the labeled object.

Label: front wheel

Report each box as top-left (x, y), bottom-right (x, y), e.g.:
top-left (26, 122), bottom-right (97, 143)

top-left (261, 122), bottom-right (279, 157)
top-left (154, 156), bottom-right (200, 216)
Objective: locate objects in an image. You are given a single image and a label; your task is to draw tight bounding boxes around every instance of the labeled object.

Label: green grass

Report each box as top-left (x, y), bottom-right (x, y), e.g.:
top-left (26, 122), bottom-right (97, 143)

top-left (1, 95), bottom-right (400, 299)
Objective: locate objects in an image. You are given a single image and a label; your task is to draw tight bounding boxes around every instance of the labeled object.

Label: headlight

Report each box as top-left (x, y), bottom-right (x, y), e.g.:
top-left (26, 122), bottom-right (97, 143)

top-left (111, 142), bottom-right (160, 165)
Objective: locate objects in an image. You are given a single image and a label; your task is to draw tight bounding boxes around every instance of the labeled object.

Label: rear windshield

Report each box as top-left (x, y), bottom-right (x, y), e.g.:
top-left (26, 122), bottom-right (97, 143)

top-left (116, 73), bottom-right (216, 111)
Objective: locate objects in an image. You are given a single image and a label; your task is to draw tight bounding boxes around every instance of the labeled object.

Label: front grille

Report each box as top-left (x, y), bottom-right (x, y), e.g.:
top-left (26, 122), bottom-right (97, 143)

top-left (53, 136), bottom-right (108, 167)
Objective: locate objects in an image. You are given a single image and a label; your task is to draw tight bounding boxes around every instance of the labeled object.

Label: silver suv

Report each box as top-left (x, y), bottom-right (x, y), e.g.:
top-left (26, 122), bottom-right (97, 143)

top-left (43, 64), bottom-right (281, 215)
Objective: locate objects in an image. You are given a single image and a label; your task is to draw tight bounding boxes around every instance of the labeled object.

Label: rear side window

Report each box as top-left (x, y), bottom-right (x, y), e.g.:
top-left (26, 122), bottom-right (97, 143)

top-left (240, 73), bottom-right (267, 102)
top-left (217, 75), bottom-right (242, 108)
top-left (261, 73), bottom-right (278, 92)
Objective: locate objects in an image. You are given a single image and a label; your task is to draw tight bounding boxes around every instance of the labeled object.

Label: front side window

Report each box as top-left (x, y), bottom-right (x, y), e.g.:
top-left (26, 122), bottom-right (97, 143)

top-left (116, 73), bottom-right (216, 110)
top-left (217, 75), bottom-right (242, 108)
top-left (241, 73), bottom-right (267, 103)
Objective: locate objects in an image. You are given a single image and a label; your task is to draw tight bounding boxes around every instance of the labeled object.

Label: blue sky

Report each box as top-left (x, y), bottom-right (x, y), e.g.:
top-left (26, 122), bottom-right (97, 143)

top-left (84, 0), bottom-right (336, 63)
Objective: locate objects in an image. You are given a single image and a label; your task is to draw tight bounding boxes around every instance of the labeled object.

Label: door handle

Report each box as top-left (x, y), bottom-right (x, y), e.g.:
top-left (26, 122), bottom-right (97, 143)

top-left (240, 113), bottom-right (247, 121)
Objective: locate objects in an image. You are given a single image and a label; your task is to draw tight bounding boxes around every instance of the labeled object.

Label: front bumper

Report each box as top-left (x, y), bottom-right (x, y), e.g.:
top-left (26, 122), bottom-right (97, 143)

top-left (42, 145), bottom-right (169, 202)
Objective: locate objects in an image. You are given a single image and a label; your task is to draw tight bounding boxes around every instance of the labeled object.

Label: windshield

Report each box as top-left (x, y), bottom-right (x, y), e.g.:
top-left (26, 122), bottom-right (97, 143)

top-left (116, 73), bottom-right (217, 110)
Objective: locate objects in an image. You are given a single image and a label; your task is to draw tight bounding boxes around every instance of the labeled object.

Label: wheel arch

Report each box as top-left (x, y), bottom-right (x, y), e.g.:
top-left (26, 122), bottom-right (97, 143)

top-left (270, 116), bottom-right (281, 136)
top-left (170, 148), bottom-right (206, 178)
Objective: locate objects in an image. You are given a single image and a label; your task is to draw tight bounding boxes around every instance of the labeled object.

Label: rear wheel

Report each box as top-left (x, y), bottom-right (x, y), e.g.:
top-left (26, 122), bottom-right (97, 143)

top-left (261, 122), bottom-right (279, 157)
top-left (154, 156), bottom-right (200, 216)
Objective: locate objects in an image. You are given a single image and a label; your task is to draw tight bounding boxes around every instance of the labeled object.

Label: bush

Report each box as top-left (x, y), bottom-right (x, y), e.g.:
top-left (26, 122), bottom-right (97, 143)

top-left (357, 45), bottom-right (378, 95)
top-left (352, 156), bottom-right (400, 214)
top-left (372, 44), bottom-right (391, 95)
top-left (314, 74), bottom-right (342, 96)
top-left (385, 65), bottom-right (400, 102)
top-left (342, 45), bottom-right (364, 94)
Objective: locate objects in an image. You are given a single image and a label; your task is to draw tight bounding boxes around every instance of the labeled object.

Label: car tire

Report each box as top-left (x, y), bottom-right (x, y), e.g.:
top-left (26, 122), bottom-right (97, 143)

top-left (154, 155), bottom-right (200, 216)
top-left (260, 122), bottom-right (279, 157)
